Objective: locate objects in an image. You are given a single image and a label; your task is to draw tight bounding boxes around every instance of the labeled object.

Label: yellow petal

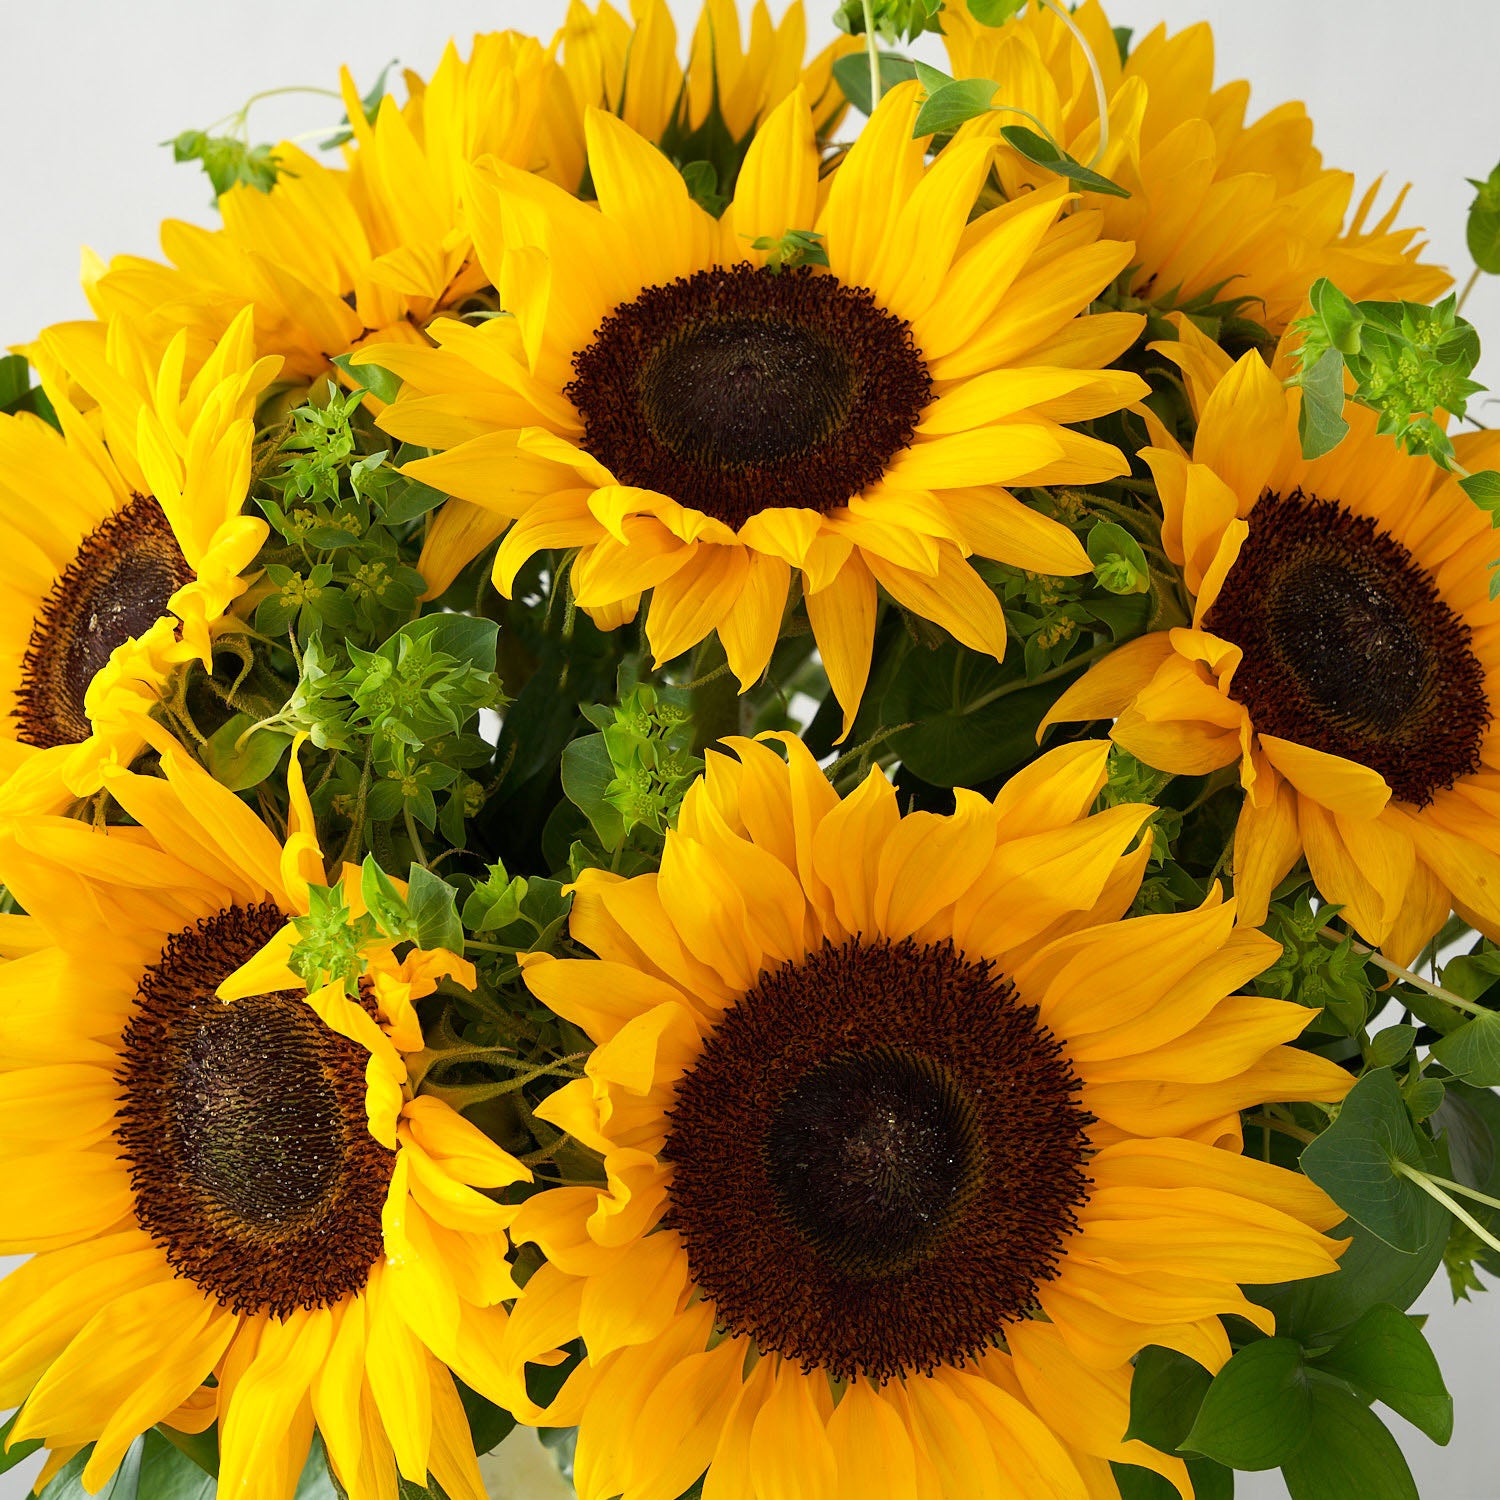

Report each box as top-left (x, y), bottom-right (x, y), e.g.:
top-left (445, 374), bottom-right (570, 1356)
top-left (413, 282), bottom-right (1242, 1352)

top-left (1259, 734), bottom-right (1391, 820)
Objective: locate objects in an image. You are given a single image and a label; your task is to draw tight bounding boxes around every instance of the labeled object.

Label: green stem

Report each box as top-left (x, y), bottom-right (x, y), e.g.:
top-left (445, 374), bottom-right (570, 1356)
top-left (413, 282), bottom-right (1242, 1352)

top-left (861, 0), bottom-right (882, 114)
top-left (1394, 1161), bottom-right (1500, 1256)
top-left (1243, 1112), bottom-right (1315, 1146)
top-left (403, 801), bottom-right (430, 868)
top-left (1457, 265), bottom-right (1484, 318)
top-left (967, 641), bottom-right (1112, 715)
top-left (1417, 1170), bottom-right (1500, 1217)
top-left (1039, 0), bottom-right (1111, 168)
top-left (826, 721), bottom-right (915, 786)
top-left (337, 741), bottom-right (376, 869)
top-left (1318, 926), bottom-right (1488, 1016)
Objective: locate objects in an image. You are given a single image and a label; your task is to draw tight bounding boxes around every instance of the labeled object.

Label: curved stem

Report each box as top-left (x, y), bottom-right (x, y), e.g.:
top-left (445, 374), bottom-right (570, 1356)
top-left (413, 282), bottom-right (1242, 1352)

top-left (967, 640), bottom-right (1113, 714)
top-left (1394, 1161), bottom-right (1500, 1256)
top-left (861, 0), bottom-right (882, 114)
top-left (1039, 0), bottom-right (1111, 168)
top-left (403, 800), bottom-right (430, 868)
top-left (1318, 926), bottom-right (1488, 1016)
top-left (1457, 265), bottom-right (1484, 317)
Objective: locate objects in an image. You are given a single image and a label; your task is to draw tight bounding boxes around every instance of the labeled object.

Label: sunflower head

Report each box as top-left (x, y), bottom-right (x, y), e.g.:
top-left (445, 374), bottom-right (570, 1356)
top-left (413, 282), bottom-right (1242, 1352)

top-left (0, 733), bottom-right (529, 1500)
top-left (1046, 318), bottom-right (1500, 961)
top-left (361, 82), bottom-right (1149, 732)
top-left (0, 309), bottom-right (277, 814)
top-left (941, 0), bottom-right (1449, 330)
top-left (487, 733), bottom-right (1350, 1500)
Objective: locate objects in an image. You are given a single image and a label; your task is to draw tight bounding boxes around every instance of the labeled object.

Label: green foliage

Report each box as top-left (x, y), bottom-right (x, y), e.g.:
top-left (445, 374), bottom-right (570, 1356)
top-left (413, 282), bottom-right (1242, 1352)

top-left (1431, 1009), bottom-right (1500, 1086)
top-left (1181, 1338), bottom-right (1311, 1469)
top-left (322, 59), bottom-right (399, 149)
top-left (829, 52), bottom-right (918, 116)
top-left (998, 124), bottom-right (1131, 197)
top-left (912, 73), bottom-right (1000, 138)
top-left (165, 131), bottom-right (281, 201)
top-left (0, 353), bottom-right (58, 426)
top-left (290, 879), bottom-right (380, 989)
top-left (833, 0), bottom-right (943, 45)
top-left (0, 1411), bottom-right (41, 1475)
top-left (1316, 1304), bottom-right (1453, 1444)
top-left (751, 228), bottom-right (829, 272)
top-left (967, 0), bottom-right (1027, 24)
top-left (1300, 1069), bottom-right (1431, 1251)
top-left (1279, 1380), bottom-right (1419, 1500)
top-left (1253, 892), bottom-right (1374, 1035)
top-left (679, 160), bottom-right (728, 216)
top-left (1289, 279), bottom-right (1494, 494)
top-left (1466, 158), bottom-right (1500, 275)
top-left (1087, 520), bottom-right (1151, 594)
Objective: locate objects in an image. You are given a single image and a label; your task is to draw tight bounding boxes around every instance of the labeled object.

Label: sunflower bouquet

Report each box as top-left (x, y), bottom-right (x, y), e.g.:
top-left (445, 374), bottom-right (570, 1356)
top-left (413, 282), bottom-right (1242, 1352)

top-left (3, 1), bottom-right (1500, 1498)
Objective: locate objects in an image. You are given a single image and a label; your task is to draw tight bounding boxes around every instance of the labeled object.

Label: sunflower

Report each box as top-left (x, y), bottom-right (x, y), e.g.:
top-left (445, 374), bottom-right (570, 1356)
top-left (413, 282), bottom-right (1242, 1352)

top-left (554, 0), bottom-right (856, 151)
top-left (1044, 319), bottom-right (1500, 962)
top-left (942, 0), bottom-right (1449, 332)
top-left (0, 309), bottom-right (277, 815)
top-left (357, 83), bottom-right (1149, 725)
top-left (0, 727), bottom-right (529, 1500)
top-left (485, 733), bottom-right (1351, 1500)
top-left (85, 30), bottom-right (584, 385)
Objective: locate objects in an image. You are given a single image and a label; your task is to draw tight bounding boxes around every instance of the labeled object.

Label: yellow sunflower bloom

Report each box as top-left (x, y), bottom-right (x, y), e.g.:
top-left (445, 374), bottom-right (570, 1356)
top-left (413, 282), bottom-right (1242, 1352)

top-left (942, 0), bottom-right (1449, 331)
top-left (358, 84), bottom-right (1150, 729)
top-left (555, 0), bottom-right (856, 146)
top-left (86, 32), bottom-right (583, 384)
top-left (1044, 320), bottom-right (1500, 962)
top-left (0, 729), bottom-right (529, 1500)
top-left (488, 733), bottom-right (1350, 1500)
top-left (0, 309), bottom-right (277, 815)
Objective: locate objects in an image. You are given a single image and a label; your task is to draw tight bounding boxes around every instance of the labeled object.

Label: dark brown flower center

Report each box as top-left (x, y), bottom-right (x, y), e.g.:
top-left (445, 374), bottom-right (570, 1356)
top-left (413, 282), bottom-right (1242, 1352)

top-left (565, 264), bottom-right (932, 528)
top-left (1203, 489), bottom-right (1490, 806)
top-left (116, 903), bottom-right (394, 1317)
top-left (15, 494), bottom-right (193, 748)
top-left (663, 937), bottom-right (1091, 1382)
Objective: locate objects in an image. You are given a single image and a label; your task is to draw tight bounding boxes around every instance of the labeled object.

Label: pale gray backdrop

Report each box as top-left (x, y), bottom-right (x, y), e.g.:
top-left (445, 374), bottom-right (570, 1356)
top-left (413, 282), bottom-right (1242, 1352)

top-left (1, 2), bottom-right (1497, 1496)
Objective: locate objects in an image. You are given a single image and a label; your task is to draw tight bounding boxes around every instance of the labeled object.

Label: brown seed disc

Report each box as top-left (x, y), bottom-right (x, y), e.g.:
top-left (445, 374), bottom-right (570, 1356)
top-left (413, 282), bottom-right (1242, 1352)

top-left (565, 264), bottom-right (932, 529)
top-left (662, 937), bottom-right (1091, 1383)
top-left (1203, 488), bottom-right (1490, 806)
top-left (15, 493), bottom-right (194, 748)
top-left (116, 903), bottom-right (395, 1317)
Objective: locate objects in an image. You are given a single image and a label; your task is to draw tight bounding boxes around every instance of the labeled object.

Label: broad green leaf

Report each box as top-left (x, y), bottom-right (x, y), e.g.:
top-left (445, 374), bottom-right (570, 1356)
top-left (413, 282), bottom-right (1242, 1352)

top-left (998, 124), bottom-right (1130, 197)
top-left (911, 60), bottom-right (952, 93)
top-left (1111, 1460), bottom-right (1231, 1500)
top-left (405, 865), bottom-right (464, 954)
top-left (203, 714), bottom-right (292, 792)
top-left (1280, 1378), bottom-right (1419, 1500)
top-left (830, 52), bottom-right (919, 117)
top-left (1316, 1303), bottom-right (1452, 1444)
top-left (561, 733), bottom-right (628, 851)
top-left (1086, 520), bottom-right (1151, 595)
top-left (137, 1432), bottom-right (216, 1500)
top-left (332, 352), bottom-right (402, 405)
top-left (913, 77), bottom-right (998, 138)
top-left (1466, 162), bottom-right (1500, 275)
top-left (1180, 1337), bottom-right (1310, 1470)
top-left (361, 855), bottom-right (412, 939)
top-left (1296, 348), bottom-right (1351, 459)
top-left (1307, 276), bottom-right (1365, 354)
top-left (398, 613), bottom-right (500, 674)
top-left (293, 1437), bottom-right (339, 1500)
top-left (1459, 468), bottom-right (1500, 518)
top-left (379, 475), bottom-right (450, 527)
top-left (0, 1410), bottom-right (41, 1475)
top-left (1436, 1081), bottom-right (1500, 1192)
top-left (458, 1379), bottom-right (518, 1457)
top-left (0, 353), bottom-right (57, 424)
top-left (41, 1439), bottom-right (143, 1500)
top-left (1300, 1068), bottom-right (1431, 1250)
top-left (1431, 1009), bottom-right (1500, 1086)
top-left (155, 1426), bottom-right (217, 1479)
top-left (1366, 1024), bottom-right (1417, 1070)
top-left (1124, 1346), bottom-right (1211, 1453)
top-left (968, 0), bottom-right (1026, 23)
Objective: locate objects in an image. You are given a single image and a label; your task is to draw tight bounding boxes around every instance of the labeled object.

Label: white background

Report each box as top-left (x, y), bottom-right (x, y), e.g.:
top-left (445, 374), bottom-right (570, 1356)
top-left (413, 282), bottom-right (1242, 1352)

top-left (1, 2), bottom-right (1498, 1497)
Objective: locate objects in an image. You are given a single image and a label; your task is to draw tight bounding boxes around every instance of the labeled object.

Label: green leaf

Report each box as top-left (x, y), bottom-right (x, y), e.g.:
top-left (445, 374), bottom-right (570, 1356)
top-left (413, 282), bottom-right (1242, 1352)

top-left (0, 353), bottom-right (58, 425)
top-left (361, 855), bottom-right (413, 939)
top-left (1316, 1303), bottom-right (1452, 1444)
top-left (136, 1432), bottom-right (217, 1500)
top-left (1295, 347), bottom-right (1351, 460)
top-left (458, 1379), bottom-right (518, 1458)
top-left (830, 52), bottom-right (918, 117)
top-left (678, 160), bottom-right (727, 217)
top-left (913, 77), bottom-right (997, 138)
top-left (1466, 162), bottom-right (1500, 275)
top-left (1307, 276), bottom-right (1366, 355)
top-left (293, 1437), bottom-right (339, 1500)
top-left (154, 1426), bottom-right (217, 1479)
top-left (1111, 1460), bottom-right (1231, 1500)
top-left (405, 865), bottom-right (464, 954)
top-left (0, 1410), bottom-right (42, 1475)
top-left (1366, 1024), bottom-right (1417, 1069)
top-left (322, 58), bottom-right (399, 148)
top-left (203, 714), bottom-right (293, 792)
top-left (1431, 1009), bottom-right (1500, 1086)
top-left (400, 614), bottom-right (500, 675)
top-left (998, 124), bottom-right (1130, 197)
top-left (332, 352), bottom-right (402, 405)
top-left (561, 733), bottom-right (628, 852)
top-left (1180, 1338), bottom-right (1310, 1470)
top-left (1459, 468), bottom-right (1500, 518)
top-left (1124, 1346), bottom-right (1211, 1453)
top-left (1300, 1068), bottom-right (1431, 1250)
top-left (41, 1438), bottom-right (144, 1500)
top-left (1087, 520), bottom-right (1151, 595)
top-left (1280, 1378), bottom-right (1418, 1500)
top-left (967, 0), bottom-right (1025, 23)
